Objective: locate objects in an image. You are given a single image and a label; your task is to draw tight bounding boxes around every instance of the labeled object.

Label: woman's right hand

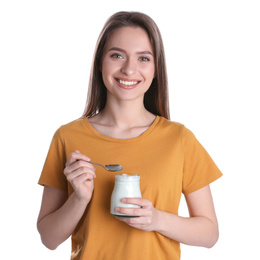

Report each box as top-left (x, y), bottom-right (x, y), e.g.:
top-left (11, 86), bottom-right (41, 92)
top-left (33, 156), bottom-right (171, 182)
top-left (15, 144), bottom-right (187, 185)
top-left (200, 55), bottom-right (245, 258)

top-left (64, 150), bottom-right (96, 203)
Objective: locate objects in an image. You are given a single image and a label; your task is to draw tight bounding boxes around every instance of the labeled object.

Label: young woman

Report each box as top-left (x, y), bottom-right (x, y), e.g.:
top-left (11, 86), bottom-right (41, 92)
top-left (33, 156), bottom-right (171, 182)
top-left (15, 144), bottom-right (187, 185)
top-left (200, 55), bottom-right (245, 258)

top-left (37, 11), bottom-right (222, 260)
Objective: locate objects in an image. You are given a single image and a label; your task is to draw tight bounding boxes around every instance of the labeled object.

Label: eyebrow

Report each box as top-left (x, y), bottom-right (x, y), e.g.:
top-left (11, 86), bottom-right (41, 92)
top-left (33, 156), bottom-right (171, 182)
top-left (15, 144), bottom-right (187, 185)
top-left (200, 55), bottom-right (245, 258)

top-left (108, 47), bottom-right (153, 56)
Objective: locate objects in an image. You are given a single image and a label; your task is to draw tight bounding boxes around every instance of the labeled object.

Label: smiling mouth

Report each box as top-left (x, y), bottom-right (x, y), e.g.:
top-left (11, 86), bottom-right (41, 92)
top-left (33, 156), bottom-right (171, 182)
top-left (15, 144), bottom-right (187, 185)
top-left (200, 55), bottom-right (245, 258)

top-left (115, 78), bottom-right (140, 87)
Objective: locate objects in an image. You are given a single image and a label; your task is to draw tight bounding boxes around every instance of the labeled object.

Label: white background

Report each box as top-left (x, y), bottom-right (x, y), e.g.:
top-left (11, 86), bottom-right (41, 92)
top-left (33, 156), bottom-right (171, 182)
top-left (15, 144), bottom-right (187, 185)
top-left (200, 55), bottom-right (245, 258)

top-left (1, 0), bottom-right (259, 259)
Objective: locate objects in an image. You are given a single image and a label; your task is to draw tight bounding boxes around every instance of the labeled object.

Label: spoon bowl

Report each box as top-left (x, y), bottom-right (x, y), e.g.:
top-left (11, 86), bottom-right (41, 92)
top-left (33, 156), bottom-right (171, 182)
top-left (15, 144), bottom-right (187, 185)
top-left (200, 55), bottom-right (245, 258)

top-left (89, 162), bottom-right (123, 172)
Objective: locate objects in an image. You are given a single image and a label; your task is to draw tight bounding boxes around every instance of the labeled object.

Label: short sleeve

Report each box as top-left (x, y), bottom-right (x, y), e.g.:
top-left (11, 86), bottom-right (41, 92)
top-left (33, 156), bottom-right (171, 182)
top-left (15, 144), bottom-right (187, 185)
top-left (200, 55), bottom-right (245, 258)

top-left (38, 128), bottom-right (68, 191)
top-left (182, 127), bottom-right (223, 194)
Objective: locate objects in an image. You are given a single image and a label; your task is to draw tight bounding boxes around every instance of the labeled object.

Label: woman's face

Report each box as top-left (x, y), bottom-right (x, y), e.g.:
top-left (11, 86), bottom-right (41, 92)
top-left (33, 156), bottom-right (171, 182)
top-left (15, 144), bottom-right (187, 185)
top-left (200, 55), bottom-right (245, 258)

top-left (101, 26), bottom-right (155, 102)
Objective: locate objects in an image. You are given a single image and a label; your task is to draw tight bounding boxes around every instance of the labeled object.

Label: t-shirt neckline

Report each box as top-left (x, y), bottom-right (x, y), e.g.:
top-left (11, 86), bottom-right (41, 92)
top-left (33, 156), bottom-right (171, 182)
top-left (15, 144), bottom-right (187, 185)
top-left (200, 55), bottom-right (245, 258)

top-left (84, 115), bottom-right (160, 143)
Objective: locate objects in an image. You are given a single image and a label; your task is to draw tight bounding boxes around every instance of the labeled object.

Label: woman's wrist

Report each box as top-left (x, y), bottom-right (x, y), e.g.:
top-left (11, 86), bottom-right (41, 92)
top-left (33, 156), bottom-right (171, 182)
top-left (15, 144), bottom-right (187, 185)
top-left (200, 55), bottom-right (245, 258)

top-left (71, 192), bottom-right (91, 208)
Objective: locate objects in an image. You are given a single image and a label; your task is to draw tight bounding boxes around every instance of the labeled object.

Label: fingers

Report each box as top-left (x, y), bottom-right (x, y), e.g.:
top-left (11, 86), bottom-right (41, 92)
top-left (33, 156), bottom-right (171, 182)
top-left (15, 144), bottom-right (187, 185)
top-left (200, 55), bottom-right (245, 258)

top-left (121, 198), bottom-right (152, 208)
top-left (65, 150), bottom-right (91, 167)
top-left (115, 207), bottom-right (151, 218)
top-left (115, 209), bottom-right (155, 232)
top-left (115, 216), bottom-right (153, 227)
top-left (69, 171), bottom-right (95, 189)
top-left (65, 159), bottom-right (96, 176)
top-left (114, 198), bottom-right (159, 231)
top-left (115, 204), bottom-right (152, 217)
top-left (64, 151), bottom-right (96, 182)
top-left (115, 198), bottom-right (153, 217)
top-left (65, 165), bottom-right (96, 182)
top-left (63, 151), bottom-right (96, 202)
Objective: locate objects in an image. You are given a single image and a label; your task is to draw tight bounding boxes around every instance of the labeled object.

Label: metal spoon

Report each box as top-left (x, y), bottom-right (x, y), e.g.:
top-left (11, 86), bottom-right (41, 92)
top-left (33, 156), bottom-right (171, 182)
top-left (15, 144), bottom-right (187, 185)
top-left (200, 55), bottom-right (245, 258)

top-left (89, 161), bottom-right (123, 172)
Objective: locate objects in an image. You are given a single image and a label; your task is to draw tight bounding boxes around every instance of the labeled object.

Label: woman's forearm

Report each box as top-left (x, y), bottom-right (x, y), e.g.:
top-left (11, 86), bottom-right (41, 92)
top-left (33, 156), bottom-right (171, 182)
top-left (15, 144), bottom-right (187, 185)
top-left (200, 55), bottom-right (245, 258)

top-left (155, 210), bottom-right (219, 248)
top-left (37, 192), bottom-right (88, 250)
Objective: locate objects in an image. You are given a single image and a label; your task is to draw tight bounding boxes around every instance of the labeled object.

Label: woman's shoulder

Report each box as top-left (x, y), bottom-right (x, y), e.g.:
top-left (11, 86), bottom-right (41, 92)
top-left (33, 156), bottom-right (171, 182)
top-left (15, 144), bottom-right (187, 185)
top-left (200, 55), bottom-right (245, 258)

top-left (55, 117), bottom-right (88, 137)
top-left (159, 118), bottom-right (196, 140)
top-left (158, 116), bottom-right (184, 129)
top-left (152, 116), bottom-right (186, 139)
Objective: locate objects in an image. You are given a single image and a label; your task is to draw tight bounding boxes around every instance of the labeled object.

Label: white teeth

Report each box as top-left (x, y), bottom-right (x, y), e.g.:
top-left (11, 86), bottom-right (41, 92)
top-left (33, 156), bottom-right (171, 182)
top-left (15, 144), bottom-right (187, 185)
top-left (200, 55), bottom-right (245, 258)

top-left (119, 79), bottom-right (138, 86)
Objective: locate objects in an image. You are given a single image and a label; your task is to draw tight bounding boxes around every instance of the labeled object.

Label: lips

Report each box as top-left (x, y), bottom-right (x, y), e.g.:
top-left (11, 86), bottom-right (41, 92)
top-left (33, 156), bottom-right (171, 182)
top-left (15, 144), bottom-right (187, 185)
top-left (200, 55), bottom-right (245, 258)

top-left (115, 78), bottom-right (141, 89)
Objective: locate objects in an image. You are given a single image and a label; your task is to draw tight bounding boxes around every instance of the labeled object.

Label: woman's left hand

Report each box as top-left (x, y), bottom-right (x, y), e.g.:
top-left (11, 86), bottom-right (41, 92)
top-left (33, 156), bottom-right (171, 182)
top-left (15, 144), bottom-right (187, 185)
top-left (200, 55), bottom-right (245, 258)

top-left (114, 198), bottom-right (160, 232)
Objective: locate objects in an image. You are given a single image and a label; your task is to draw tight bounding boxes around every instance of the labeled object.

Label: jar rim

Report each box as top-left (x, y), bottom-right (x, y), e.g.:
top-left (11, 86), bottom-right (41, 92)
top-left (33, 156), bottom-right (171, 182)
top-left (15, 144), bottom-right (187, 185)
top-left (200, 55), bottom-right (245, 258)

top-left (115, 173), bottom-right (140, 181)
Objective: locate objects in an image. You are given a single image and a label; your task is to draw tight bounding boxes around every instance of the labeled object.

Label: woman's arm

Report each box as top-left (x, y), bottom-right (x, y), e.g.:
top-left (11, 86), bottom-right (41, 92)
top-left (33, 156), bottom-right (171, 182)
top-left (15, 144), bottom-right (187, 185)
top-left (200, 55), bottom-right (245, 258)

top-left (155, 185), bottom-right (219, 247)
top-left (37, 186), bottom-right (89, 250)
top-left (37, 151), bottom-right (96, 250)
top-left (115, 185), bottom-right (219, 248)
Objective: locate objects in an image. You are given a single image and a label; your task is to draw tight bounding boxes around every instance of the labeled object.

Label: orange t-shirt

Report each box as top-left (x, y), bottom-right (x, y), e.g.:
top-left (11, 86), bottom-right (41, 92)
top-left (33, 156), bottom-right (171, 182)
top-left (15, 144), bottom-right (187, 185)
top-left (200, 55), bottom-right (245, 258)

top-left (39, 116), bottom-right (222, 260)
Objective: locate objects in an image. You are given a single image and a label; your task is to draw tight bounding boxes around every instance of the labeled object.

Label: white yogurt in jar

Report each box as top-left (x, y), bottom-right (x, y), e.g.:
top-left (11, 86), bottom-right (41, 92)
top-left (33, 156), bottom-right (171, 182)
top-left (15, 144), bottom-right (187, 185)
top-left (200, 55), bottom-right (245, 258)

top-left (110, 174), bottom-right (142, 217)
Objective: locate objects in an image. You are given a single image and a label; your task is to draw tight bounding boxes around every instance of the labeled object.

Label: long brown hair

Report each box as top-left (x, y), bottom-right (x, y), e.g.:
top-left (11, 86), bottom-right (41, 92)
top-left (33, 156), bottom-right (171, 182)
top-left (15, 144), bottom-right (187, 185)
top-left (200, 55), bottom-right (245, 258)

top-left (82, 11), bottom-right (170, 119)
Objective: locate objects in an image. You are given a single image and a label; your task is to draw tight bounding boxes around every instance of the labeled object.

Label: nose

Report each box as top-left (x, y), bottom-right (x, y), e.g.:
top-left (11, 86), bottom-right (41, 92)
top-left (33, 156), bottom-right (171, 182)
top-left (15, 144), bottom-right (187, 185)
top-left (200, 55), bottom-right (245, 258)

top-left (121, 58), bottom-right (136, 76)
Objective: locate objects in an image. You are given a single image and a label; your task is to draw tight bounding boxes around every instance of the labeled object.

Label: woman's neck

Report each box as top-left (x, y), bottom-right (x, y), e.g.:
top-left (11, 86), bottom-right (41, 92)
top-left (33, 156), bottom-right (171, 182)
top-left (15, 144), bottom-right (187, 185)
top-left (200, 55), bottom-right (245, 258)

top-left (100, 99), bottom-right (154, 127)
top-left (88, 98), bottom-right (156, 139)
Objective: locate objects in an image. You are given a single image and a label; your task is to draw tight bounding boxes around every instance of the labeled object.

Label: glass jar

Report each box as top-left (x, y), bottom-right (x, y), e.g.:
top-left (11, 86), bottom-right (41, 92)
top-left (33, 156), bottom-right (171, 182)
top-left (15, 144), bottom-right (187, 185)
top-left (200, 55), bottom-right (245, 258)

top-left (110, 174), bottom-right (142, 217)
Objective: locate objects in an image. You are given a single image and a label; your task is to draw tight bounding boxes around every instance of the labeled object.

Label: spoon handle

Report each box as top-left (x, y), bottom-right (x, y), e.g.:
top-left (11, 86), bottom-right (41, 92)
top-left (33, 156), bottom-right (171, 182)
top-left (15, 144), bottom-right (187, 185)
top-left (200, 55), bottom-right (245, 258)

top-left (88, 161), bottom-right (107, 170)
